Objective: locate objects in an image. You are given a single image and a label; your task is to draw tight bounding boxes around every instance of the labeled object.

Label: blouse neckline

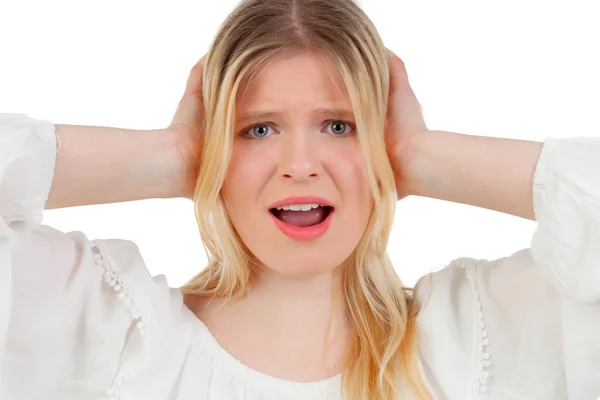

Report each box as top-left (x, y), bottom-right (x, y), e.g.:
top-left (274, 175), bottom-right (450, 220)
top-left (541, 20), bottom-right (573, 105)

top-left (179, 302), bottom-right (343, 395)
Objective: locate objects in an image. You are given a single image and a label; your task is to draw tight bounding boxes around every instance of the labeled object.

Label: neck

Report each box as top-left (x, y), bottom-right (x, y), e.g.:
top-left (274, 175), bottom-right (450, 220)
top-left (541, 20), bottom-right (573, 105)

top-left (248, 265), bottom-right (347, 327)
top-left (246, 265), bottom-right (352, 373)
top-left (252, 265), bottom-right (351, 369)
top-left (189, 265), bottom-right (353, 380)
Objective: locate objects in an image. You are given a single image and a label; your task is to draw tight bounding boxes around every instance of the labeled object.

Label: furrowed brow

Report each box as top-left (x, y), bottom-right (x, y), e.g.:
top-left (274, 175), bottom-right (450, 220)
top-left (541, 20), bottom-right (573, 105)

top-left (237, 107), bottom-right (355, 123)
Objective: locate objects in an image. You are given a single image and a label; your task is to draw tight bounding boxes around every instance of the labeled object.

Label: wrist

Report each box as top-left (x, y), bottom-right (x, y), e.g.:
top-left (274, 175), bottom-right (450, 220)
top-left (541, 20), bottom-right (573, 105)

top-left (136, 127), bottom-right (188, 200)
top-left (402, 129), bottom-right (472, 200)
top-left (392, 129), bottom-right (431, 199)
top-left (167, 125), bottom-right (202, 200)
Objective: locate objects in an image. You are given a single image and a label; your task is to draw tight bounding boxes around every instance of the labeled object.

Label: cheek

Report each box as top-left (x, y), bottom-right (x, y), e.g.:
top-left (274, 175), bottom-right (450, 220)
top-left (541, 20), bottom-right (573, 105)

top-left (222, 146), bottom-right (273, 216)
top-left (227, 146), bottom-right (260, 183)
top-left (329, 145), bottom-right (372, 204)
top-left (323, 145), bottom-right (374, 245)
top-left (349, 156), bottom-right (375, 242)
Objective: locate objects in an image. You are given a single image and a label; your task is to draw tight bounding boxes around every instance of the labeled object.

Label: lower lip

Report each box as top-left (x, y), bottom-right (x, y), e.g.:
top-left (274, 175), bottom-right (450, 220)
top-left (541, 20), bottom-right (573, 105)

top-left (269, 209), bottom-right (334, 241)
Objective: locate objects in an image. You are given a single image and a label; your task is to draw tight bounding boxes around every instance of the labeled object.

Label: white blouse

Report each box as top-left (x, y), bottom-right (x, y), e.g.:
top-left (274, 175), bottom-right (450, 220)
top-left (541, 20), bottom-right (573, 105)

top-left (1, 113), bottom-right (599, 400)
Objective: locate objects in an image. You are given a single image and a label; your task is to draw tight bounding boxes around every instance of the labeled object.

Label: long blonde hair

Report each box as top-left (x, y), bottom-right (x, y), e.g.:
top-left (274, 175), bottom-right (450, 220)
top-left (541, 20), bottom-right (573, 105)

top-left (180, 0), bottom-right (432, 398)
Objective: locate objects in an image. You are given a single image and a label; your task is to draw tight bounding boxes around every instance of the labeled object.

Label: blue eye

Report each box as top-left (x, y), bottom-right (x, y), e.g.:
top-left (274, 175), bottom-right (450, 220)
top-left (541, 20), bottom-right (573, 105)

top-left (251, 124), bottom-right (270, 138)
top-left (328, 120), bottom-right (352, 135)
top-left (239, 119), bottom-right (355, 140)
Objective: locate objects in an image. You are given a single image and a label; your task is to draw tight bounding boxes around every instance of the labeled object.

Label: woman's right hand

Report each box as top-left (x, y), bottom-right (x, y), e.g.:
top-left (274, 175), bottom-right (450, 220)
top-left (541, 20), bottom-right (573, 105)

top-left (168, 54), bottom-right (207, 200)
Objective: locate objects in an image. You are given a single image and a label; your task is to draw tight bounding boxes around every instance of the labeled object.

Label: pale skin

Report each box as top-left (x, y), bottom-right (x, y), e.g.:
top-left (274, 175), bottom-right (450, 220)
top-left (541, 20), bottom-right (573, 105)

top-left (45, 49), bottom-right (543, 382)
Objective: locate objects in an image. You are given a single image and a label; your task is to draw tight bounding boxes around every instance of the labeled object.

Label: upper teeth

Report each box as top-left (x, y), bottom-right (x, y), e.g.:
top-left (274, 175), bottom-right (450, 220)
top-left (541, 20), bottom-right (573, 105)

top-left (276, 203), bottom-right (324, 211)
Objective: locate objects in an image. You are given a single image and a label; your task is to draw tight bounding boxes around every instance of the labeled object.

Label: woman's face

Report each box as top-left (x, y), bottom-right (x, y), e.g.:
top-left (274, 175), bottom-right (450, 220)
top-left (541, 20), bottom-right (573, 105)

top-left (222, 51), bottom-right (374, 278)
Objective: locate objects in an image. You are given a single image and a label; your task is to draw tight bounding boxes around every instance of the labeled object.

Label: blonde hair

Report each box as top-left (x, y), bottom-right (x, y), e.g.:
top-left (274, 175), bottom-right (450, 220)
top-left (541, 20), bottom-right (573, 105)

top-left (180, 0), bottom-right (432, 398)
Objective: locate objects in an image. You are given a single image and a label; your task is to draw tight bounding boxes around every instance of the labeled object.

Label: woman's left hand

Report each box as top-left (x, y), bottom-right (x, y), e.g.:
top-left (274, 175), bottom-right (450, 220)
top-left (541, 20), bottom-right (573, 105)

top-left (384, 48), bottom-right (429, 201)
top-left (168, 54), bottom-right (208, 199)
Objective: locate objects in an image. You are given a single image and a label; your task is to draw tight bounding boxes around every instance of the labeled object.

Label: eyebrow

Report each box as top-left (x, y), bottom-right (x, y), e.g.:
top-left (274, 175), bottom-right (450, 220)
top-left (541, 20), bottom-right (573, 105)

top-left (237, 107), bottom-right (355, 123)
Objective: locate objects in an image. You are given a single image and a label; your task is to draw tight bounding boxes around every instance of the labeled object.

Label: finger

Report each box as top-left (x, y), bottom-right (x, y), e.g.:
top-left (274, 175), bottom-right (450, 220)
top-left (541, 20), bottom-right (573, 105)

top-left (171, 55), bottom-right (208, 129)
top-left (385, 48), bottom-right (427, 129)
top-left (386, 48), bottom-right (423, 111)
top-left (385, 48), bottom-right (415, 98)
top-left (184, 54), bottom-right (208, 97)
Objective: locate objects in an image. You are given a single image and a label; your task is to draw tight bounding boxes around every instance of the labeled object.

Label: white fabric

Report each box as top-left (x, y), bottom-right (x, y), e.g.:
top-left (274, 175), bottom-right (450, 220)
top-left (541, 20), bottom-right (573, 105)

top-left (1, 113), bottom-right (599, 400)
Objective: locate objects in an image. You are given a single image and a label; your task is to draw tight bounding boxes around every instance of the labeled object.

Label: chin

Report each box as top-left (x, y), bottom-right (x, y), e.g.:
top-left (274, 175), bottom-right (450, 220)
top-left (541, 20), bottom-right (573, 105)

top-left (235, 217), bottom-right (362, 280)
top-left (256, 249), bottom-right (349, 279)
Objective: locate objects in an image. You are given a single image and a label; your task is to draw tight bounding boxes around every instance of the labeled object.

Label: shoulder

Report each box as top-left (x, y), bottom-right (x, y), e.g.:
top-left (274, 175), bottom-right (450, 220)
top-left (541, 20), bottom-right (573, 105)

top-left (413, 248), bottom-right (537, 316)
top-left (413, 249), bottom-right (537, 397)
top-left (13, 225), bottom-right (152, 294)
top-left (91, 236), bottom-right (191, 329)
top-left (413, 255), bottom-right (481, 318)
top-left (413, 250), bottom-right (536, 338)
top-left (13, 223), bottom-right (191, 336)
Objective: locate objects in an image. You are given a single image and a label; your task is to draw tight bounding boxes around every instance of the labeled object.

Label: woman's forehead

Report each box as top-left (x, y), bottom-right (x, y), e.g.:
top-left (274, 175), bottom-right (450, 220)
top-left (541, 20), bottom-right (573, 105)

top-left (237, 52), bottom-right (349, 104)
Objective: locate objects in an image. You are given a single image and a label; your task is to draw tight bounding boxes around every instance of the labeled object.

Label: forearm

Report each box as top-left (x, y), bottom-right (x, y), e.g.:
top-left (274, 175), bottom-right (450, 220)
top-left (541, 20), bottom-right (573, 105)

top-left (46, 124), bottom-right (185, 209)
top-left (404, 130), bottom-right (544, 221)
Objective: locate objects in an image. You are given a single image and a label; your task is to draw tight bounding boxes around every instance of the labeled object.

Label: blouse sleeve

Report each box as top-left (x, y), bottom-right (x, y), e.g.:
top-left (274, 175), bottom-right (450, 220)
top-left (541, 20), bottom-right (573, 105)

top-left (529, 136), bottom-right (600, 303)
top-left (415, 137), bottom-right (600, 399)
top-left (0, 114), bottom-right (163, 399)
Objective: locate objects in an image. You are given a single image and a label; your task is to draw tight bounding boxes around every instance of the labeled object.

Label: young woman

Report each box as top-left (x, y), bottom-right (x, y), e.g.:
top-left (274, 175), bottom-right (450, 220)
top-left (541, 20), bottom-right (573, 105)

top-left (1, 0), bottom-right (599, 399)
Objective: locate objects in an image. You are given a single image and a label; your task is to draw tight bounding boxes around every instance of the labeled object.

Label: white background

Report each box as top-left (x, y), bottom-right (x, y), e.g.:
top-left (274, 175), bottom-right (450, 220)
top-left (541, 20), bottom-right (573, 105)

top-left (1, 0), bottom-right (598, 287)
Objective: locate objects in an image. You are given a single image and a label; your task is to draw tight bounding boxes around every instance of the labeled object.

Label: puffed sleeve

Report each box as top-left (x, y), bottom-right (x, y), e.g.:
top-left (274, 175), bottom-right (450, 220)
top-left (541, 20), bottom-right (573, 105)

top-left (529, 137), bottom-right (600, 303)
top-left (0, 113), bottom-right (58, 363)
top-left (415, 137), bottom-right (600, 400)
top-left (0, 114), bottom-right (164, 399)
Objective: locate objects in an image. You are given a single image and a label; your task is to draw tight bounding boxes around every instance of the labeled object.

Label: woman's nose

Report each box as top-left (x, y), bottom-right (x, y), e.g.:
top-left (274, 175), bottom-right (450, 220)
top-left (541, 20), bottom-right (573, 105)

top-left (277, 130), bottom-right (323, 182)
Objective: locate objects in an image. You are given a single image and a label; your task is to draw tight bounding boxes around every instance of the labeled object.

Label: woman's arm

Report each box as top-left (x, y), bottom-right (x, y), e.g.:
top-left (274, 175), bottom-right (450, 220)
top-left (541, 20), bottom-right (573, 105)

top-left (401, 130), bottom-right (544, 221)
top-left (384, 50), bottom-right (544, 220)
top-left (45, 56), bottom-right (207, 210)
top-left (45, 125), bottom-right (188, 209)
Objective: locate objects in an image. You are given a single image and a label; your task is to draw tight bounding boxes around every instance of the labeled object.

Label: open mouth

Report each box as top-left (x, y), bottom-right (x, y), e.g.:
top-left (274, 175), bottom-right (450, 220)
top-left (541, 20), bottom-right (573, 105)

top-left (269, 205), bottom-right (334, 228)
